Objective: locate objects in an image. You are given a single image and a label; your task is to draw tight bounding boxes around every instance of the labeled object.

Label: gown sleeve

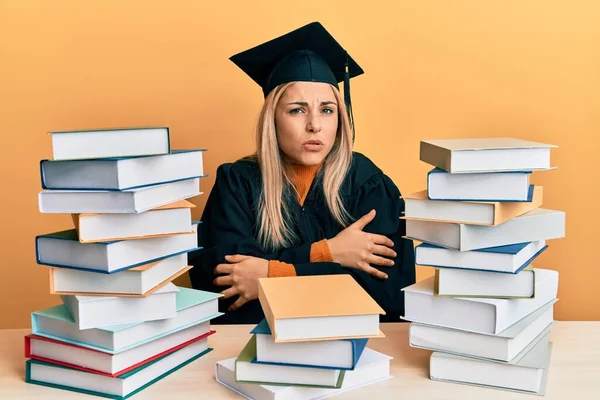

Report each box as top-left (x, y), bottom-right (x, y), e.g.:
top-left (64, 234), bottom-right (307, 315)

top-left (290, 173), bottom-right (416, 321)
top-left (188, 163), bottom-right (321, 287)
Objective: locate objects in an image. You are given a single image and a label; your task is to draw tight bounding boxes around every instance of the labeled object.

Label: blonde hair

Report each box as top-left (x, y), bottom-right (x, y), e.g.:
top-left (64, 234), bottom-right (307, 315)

top-left (247, 82), bottom-right (355, 252)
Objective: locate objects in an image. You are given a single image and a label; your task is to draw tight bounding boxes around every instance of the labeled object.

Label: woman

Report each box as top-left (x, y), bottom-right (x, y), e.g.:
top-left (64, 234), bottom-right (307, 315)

top-left (189, 22), bottom-right (415, 324)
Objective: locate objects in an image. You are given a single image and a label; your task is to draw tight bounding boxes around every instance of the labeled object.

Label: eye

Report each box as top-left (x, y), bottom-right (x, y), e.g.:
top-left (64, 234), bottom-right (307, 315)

top-left (289, 108), bottom-right (304, 114)
top-left (322, 107), bottom-right (335, 114)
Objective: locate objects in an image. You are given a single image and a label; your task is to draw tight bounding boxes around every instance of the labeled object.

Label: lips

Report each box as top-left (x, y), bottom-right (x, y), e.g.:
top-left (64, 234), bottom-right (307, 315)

top-left (303, 140), bottom-right (323, 145)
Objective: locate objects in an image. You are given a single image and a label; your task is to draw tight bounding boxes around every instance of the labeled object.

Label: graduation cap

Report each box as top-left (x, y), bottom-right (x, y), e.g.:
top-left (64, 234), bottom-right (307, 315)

top-left (229, 21), bottom-right (364, 141)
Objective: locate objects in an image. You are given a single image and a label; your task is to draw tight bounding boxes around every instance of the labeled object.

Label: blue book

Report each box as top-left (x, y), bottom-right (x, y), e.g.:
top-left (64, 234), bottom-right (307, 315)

top-left (31, 287), bottom-right (223, 353)
top-left (41, 149), bottom-right (207, 191)
top-left (249, 319), bottom-right (368, 370)
top-left (415, 240), bottom-right (548, 274)
top-left (36, 222), bottom-right (201, 274)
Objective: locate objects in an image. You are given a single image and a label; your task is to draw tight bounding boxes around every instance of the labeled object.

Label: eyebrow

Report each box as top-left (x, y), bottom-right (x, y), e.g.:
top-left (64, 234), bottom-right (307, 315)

top-left (287, 101), bottom-right (337, 106)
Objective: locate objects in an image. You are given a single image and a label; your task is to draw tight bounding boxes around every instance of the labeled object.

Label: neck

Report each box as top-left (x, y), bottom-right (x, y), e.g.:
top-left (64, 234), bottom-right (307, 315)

top-left (286, 162), bottom-right (322, 206)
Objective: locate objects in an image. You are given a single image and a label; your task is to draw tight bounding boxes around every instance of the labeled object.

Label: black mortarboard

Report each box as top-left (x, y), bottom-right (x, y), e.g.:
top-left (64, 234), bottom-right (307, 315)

top-left (229, 21), bottom-right (364, 141)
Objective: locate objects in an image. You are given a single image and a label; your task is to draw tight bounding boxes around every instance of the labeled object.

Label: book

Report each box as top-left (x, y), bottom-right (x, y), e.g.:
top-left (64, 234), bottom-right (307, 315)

top-left (72, 200), bottom-right (195, 243)
top-left (258, 275), bottom-right (385, 343)
top-left (216, 348), bottom-right (392, 400)
top-left (427, 168), bottom-right (533, 201)
top-left (250, 318), bottom-right (368, 370)
top-left (409, 299), bottom-right (556, 362)
top-left (402, 186), bottom-right (542, 226)
top-left (31, 287), bottom-right (222, 353)
top-left (36, 223), bottom-right (199, 274)
top-left (41, 149), bottom-right (205, 190)
top-left (419, 138), bottom-right (557, 173)
top-left (429, 334), bottom-right (553, 395)
top-left (38, 177), bottom-right (201, 214)
top-left (401, 268), bottom-right (558, 334)
top-left (26, 337), bottom-right (212, 399)
top-left (48, 254), bottom-right (190, 297)
top-left (235, 335), bottom-right (345, 388)
top-left (415, 241), bottom-right (547, 274)
top-left (405, 208), bottom-right (565, 251)
top-left (25, 325), bottom-right (214, 377)
top-left (60, 283), bottom-right (179, 330)
top-left (49, 126), bottom-right (170, 161)
top-left (435, 266), bottom-right (536, 298)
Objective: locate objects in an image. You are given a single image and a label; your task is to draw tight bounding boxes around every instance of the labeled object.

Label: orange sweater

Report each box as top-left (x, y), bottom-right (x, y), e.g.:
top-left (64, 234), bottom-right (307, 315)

top-left (268, 164), bottom-right (334, 277)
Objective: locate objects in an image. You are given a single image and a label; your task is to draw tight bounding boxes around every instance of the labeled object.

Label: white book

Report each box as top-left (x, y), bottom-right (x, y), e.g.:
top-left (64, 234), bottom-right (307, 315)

top-left (415, 240), bottom-right (547, 273)
top-left (36, 223), bottom-right (199, 274)
top-left (436, 267), bottom-right (536, 298)
top-left (41, 149), bottom-right (205, 190)
top-left (430, 334), bottom-right (553, 395)
top-left (39, 177), bottom-right (201, 214)
top-left (216, 348), bottom-right (392, 400)
top-left (31, 287), bottom-right (222, 353)
top-left (61, 283), bottom-right (179, 330)
top-left (236, 336), bottom-right (343, 388)
top-left (27, 322), bottom-right (212, 375)
top-left (409, 299), bottom-right (556, 362)
top-left (74, 200), bottom-right (195, 243)
top-left (401, 268), bottom-right (558, 334)
top-left (26, 338), bottom-right (211, 398)
top-left (406, 208), bottom-right (565, 251)
top-left (50, 254), bottom-right (189, 296)
top-left (427, 168), bottom-right (532, 201)
top-left (49, 126), bottom-right (170, 161)
top-left (420, 138), bottom-right (557, 173)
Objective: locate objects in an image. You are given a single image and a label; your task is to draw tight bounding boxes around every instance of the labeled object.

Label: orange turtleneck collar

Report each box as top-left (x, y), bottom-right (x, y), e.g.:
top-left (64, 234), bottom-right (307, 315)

top-left (287, 163), bottom-right (322, 206)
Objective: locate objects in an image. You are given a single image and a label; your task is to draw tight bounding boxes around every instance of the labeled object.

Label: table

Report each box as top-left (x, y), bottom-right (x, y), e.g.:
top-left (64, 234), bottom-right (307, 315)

top-left (1, 322), bottom-right (599, 399)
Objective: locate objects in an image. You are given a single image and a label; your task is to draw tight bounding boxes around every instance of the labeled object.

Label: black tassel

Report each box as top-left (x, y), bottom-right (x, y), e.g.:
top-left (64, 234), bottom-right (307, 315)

top-left (344, 51), bottom-right (355, 143)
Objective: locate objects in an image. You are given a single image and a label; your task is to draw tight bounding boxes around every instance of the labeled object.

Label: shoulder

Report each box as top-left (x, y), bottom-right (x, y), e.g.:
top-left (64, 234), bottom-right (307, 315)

top-left (215, 155), bottom-right (262, 191)
top-left (343, 152), bottom-right (399, 196)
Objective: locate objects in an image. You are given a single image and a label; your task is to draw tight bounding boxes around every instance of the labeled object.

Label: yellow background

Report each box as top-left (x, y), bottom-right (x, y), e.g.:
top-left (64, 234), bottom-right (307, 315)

top-left (1, 1), bottom-right (598, 328)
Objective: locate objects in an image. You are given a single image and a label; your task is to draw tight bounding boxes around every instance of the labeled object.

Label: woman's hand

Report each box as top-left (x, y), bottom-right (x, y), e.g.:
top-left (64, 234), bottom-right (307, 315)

top-left (327, 209), bottom-right (396, 279)
top-left (213, 255), bottom-right (269, 312)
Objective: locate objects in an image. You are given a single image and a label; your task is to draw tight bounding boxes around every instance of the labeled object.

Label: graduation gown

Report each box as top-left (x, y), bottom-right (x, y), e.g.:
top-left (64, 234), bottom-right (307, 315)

top-left (188, 152), bottom-right (416, 324)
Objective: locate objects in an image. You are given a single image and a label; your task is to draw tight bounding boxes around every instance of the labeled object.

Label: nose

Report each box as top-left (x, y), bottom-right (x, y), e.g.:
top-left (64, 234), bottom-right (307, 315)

top-left (306, 113), bottom-right (322, 133)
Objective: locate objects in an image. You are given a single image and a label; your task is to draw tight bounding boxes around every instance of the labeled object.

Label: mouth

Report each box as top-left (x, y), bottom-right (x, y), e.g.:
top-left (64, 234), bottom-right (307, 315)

top-left (302, 140), bottom-right (324, 152)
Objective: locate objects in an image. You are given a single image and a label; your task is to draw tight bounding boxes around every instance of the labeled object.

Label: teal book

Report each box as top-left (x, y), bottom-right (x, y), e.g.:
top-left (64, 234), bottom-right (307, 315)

top-left (31, 287), bottom-right (222, 353)
top-left (26, 339), bottom-right (212, 399)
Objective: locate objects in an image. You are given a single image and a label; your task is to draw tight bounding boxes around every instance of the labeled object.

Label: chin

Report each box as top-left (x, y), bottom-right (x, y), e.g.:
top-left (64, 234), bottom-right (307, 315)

top-left (297, 153), bottom-right (326, 166)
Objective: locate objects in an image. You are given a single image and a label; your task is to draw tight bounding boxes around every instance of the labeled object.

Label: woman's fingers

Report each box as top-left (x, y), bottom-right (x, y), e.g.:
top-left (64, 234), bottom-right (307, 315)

top-left (357, 261), bottom-right (388, 280)
top-left (371, 244), bottom-right (397, 258)
top-left (368, 254), bottom-right (396, 267)
top-left (220, 287), bottom-right (239, 299)
top-left (213, 275), bottom-right (234, 287)
top-left (369, 233), bottom-right (394, 248)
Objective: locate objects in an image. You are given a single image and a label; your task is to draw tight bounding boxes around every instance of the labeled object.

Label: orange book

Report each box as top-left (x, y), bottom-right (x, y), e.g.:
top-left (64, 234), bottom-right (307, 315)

top-left (258, 275), bottom-right (385, 343)
top-left (402, 186), bottom-right (543, 226)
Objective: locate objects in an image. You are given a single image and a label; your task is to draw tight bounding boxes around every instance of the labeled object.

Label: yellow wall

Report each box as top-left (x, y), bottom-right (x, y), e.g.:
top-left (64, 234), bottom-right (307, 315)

top-left (1, 1), bottom-right (598, 328)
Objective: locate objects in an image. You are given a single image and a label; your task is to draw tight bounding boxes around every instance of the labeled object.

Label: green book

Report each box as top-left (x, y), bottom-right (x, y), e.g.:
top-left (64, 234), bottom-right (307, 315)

top-left (26, 340), bottom-right (212, 399)
top-left (235, 335), bottom-right (345, 388)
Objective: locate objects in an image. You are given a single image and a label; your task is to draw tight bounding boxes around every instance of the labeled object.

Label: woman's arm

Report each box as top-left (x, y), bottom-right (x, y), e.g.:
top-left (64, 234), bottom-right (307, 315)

top-left (271, 173), bottom-right (416, 321)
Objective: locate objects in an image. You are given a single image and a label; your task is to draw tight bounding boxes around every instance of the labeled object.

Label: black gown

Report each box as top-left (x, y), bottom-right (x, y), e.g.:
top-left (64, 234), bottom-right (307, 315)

top-left (188, 151), bottom-right (416, 324)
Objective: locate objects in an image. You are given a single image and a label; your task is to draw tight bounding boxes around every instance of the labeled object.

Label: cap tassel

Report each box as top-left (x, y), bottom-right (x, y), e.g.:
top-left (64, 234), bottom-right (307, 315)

top-left (344, 52), bottom-right (355, 143)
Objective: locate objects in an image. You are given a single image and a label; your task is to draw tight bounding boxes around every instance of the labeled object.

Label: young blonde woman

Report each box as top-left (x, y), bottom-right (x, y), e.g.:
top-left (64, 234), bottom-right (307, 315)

top-left (189, 22), bottom-right (415, 324)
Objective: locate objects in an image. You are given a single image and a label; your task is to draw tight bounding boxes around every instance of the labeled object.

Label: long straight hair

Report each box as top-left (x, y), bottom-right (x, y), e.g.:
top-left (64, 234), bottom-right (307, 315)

top-left (249, 82), bottom-right (355, 252)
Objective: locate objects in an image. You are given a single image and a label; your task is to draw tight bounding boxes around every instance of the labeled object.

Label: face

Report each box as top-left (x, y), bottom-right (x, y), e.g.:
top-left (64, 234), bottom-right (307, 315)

top-left (274, 81), bottom-right (339, 166)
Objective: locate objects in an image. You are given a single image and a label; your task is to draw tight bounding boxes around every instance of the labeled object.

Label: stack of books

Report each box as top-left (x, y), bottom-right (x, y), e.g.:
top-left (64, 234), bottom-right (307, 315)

top-left (216, 275), bottom-right (393, 400)
top-left (26, 127), bottom-right (223, 399)
top-left (401, 138), bottom-right (566, 396)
